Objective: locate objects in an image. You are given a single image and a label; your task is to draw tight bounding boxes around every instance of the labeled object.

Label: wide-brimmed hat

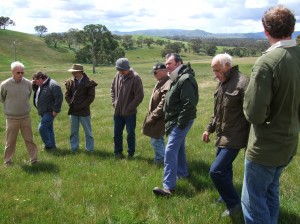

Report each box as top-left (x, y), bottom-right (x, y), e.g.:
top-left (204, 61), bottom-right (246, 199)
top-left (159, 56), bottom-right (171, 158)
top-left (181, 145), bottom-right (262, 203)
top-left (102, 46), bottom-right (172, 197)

top-left (151, 62), bottom-right (166, 73)
top-left (68, 64), bottom-right (84, 72)
top-left (115, 58), bottom-right (130, 71)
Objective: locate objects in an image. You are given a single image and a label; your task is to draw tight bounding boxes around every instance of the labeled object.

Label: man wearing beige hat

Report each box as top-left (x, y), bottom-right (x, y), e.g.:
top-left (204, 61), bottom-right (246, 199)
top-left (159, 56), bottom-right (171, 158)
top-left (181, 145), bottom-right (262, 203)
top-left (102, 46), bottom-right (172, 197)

top-left (65, 64), bottom-right (98, 153)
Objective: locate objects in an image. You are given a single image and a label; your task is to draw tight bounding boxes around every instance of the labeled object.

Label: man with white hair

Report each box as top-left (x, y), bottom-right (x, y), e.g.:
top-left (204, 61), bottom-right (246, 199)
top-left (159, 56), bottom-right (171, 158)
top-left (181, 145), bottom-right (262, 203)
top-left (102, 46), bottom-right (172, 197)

top-left (0, 61), bottom-right (38, 166)
top-left (202, 53), bottom-right (249, 217)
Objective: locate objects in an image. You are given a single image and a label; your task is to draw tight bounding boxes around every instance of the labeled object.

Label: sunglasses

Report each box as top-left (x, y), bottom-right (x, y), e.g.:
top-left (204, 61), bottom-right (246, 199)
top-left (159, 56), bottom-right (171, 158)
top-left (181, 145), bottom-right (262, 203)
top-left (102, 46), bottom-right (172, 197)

top-left (16, 72), bottom-right (24, 74)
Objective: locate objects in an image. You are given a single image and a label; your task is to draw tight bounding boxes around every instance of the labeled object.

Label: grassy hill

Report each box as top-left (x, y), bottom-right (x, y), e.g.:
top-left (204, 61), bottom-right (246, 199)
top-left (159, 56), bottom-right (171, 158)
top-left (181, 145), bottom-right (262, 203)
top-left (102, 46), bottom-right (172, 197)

top-left (0, 30), bottom-right (75, 72)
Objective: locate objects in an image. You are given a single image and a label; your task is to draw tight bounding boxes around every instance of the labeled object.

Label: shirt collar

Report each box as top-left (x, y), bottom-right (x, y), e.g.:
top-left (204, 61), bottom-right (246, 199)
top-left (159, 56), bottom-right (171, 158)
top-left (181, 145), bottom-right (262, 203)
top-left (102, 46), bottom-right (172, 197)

top-left (264, 39), bottom-right (297, 53)
top-left (168, 64), bottom-right (183, 81)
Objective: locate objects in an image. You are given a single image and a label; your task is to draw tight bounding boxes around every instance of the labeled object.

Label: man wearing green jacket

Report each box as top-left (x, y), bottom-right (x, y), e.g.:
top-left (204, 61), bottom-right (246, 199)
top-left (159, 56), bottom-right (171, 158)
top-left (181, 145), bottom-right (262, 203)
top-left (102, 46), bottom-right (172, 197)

top-left (153, 53), bottom-right (199, 196)
top-left (241, 5), bottom-right (300, 224)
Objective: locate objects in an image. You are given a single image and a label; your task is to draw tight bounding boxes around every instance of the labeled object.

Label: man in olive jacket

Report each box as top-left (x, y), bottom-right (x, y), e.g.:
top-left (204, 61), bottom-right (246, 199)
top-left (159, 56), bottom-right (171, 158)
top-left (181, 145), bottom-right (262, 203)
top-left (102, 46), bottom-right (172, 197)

top-left (202, 53), bottom-right (249, 217)
top-left (65, 64), bottom-right (98, 153)
top-left (153, 53), bottom-right (198, 196)
top-left (241, 5), bottom-right (300, 224)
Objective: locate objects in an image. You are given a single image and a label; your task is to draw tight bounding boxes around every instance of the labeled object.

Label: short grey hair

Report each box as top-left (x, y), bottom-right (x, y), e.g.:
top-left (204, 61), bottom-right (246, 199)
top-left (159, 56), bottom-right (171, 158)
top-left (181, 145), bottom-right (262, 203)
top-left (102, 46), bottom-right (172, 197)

top-left (11, 61), bottom-right (25, 71)
top-left (212, 53), bottom-right (232, 67)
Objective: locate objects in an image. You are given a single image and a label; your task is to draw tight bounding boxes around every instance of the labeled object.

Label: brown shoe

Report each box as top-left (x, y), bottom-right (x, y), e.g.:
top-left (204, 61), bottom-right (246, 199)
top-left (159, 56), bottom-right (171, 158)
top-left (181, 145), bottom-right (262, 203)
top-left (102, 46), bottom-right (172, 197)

top-left (153, 187), bottom-right (174, 197)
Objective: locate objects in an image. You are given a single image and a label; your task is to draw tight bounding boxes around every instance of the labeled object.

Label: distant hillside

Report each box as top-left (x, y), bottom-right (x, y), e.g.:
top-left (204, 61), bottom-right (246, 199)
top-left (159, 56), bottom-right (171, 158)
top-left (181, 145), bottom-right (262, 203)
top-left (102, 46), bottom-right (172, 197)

top-left (0, 30), bottom-right (75, 72)
top-left (113, 29), bottom-right (300, 39)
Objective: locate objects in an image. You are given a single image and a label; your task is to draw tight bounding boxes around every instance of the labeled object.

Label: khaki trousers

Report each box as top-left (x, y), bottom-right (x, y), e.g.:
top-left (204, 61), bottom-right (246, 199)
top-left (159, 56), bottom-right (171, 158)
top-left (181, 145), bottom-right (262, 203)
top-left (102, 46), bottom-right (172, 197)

top-left (4, 116), bottom-right (38, 164)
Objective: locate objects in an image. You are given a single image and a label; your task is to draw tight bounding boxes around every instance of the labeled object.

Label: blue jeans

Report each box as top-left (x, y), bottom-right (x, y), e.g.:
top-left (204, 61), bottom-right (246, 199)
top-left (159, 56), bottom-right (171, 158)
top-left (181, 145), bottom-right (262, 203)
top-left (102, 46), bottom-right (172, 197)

top-left (70, 115), bottom-right (94, 152)
top-left (163, 119), bottom-right (194, 190)
top-left (150, 136), bottom-right (165, 162)
top-left (113, 114), bottom-right (136, 156)
top-left (241, 158), bottom-right (287, 224)
top-left (210, 147), bottom-right (240, 209)
top-left (39, 112), bottom-right (56, 148)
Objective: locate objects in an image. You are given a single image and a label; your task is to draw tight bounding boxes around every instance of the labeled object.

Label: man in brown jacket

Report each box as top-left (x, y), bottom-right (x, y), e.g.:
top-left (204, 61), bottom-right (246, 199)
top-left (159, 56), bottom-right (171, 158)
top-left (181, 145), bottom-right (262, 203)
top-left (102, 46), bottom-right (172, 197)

top-left (111, 58), bottom-right (144, 159)
top-left (142, 63), bottom-right (171, 165)
top-left (65, 64), bottom-right (98, 153)
top-left (202, 53), bottom-right (249, 217)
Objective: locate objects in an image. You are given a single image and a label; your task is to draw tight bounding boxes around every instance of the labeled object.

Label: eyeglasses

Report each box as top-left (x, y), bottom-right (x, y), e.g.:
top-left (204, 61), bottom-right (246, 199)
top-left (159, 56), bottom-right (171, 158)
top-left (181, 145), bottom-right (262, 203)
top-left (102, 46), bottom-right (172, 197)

top-left (16, 72), bottom-right (24, 74)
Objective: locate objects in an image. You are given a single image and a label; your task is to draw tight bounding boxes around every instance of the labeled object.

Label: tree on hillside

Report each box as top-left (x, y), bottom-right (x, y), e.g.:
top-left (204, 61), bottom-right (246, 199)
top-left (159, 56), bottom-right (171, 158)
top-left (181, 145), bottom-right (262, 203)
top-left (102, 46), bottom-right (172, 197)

top-left (156, 39), bottom-right (166, 46)
top-left (161, 42), bottom-right (183, 57)
top-left (77, 24), bottom-right (118, 74)
top-left (144, 37), bottom-right (154, 48)
top-left (121, 35), bottom-right (134, 50)
top-left (0, 16), bottom-right (15, 30)
top-left (136, 36), bottom-right (144, 48)
top-left (189, 38), bottom-right (203, 54)
top-left (297, 35), bottom-right (300, 46)
top-left (44, 32), bottom-right (63, 48)
top-left (34, 25), bottom-right (48, 37)
top-left (63, 28), bottom-right (79, 49)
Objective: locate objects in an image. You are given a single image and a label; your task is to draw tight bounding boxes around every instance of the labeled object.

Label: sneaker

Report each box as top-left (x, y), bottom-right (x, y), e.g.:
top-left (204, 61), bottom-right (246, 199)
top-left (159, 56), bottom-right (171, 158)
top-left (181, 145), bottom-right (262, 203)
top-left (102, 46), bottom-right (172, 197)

top-left (153, 187), bottom-right (174, 197)
top-left (221, 204), bottom-right (242, 217)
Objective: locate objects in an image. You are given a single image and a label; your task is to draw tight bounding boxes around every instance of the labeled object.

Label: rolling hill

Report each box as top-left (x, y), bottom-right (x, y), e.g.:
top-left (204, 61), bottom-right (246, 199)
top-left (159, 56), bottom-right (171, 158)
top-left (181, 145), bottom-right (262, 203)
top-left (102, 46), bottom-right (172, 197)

top-left (0, 29), bottom-right (75, 72)
top-left (113, 29), bottom-right (300, 39)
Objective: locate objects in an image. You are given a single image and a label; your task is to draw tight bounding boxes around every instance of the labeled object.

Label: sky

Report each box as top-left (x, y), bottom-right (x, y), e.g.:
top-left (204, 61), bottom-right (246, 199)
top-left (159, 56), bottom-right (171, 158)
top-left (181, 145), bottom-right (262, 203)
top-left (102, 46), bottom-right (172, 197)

top-left (1, 0), bottom-right (299, 34)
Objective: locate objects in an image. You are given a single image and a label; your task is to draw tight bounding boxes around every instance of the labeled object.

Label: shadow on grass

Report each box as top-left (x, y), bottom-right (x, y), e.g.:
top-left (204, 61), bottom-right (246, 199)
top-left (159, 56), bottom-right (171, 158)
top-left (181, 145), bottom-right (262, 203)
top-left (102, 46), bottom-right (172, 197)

top-left (187, 159), bottom-right (212, 190)
top-left (174, 159), bottom-right (213, 198)
top-left (279, 208), bottom-right (300, 224)
top-left (21, 161), bottom-right (59, 174)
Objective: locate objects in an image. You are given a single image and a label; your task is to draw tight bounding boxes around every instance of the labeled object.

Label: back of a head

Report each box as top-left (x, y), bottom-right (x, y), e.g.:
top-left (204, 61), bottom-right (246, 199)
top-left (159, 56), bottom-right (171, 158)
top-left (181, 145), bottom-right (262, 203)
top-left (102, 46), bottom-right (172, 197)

top-left (262, 5), bottom-right (296, 39)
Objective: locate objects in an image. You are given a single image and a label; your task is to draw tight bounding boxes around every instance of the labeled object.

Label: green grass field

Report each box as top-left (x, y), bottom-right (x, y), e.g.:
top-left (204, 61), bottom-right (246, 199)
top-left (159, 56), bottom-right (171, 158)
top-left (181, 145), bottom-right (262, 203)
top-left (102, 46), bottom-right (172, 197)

top-left (0, 30), bottom-right (299, 224)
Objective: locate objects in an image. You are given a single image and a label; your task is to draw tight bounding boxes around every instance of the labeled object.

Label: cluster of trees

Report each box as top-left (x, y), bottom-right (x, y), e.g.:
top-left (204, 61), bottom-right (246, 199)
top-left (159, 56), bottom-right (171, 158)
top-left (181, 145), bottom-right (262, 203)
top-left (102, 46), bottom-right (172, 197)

top-left (0, 17), bottom-right (15, 29)
top-left (42, 25), bottom-right (125, 74)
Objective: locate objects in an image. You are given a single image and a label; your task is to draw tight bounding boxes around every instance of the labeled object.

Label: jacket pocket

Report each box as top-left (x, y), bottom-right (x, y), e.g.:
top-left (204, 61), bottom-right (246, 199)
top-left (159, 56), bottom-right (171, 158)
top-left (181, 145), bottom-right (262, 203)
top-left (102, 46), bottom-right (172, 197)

top-left (224, 90), bottom-right (240, 107)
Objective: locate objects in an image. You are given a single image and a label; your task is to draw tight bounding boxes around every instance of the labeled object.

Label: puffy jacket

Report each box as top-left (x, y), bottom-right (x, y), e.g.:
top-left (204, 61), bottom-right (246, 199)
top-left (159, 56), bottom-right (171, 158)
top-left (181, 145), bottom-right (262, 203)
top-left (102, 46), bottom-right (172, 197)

top-left (206, 65), bottom-right (250, 149)
top-left (164, 63), bottom-right (199, 135)
top-left (33, 78), bottom-right (63, 115)
top-left (65, 73), bottom-right (97, 116)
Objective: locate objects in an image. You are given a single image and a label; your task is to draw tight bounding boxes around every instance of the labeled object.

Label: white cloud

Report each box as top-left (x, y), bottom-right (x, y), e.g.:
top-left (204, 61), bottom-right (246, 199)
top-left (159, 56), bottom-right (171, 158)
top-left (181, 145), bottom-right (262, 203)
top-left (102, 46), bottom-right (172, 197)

top-left (1, 0), bottom-right (299, 34)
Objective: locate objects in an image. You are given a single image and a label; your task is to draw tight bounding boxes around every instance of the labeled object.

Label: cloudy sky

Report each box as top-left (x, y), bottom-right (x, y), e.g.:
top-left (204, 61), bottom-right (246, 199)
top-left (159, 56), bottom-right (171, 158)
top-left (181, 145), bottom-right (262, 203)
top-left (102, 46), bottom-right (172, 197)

top-left (1, 0), bottom-right (299, 34)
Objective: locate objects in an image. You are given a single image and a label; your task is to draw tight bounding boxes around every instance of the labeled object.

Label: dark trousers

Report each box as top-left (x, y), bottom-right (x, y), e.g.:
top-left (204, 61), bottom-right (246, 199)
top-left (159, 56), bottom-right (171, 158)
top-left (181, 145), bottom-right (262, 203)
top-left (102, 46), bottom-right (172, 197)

top-left (210, 147), bottom-right (240, 209)
top-left (113, 114), bottom-right (136, 156)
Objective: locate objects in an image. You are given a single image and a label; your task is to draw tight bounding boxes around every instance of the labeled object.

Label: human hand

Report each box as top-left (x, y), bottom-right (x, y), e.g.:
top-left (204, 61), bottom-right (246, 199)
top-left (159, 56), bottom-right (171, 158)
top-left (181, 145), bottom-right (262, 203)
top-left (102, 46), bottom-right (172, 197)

top-left (202, 131), bottom-right (210, 143)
